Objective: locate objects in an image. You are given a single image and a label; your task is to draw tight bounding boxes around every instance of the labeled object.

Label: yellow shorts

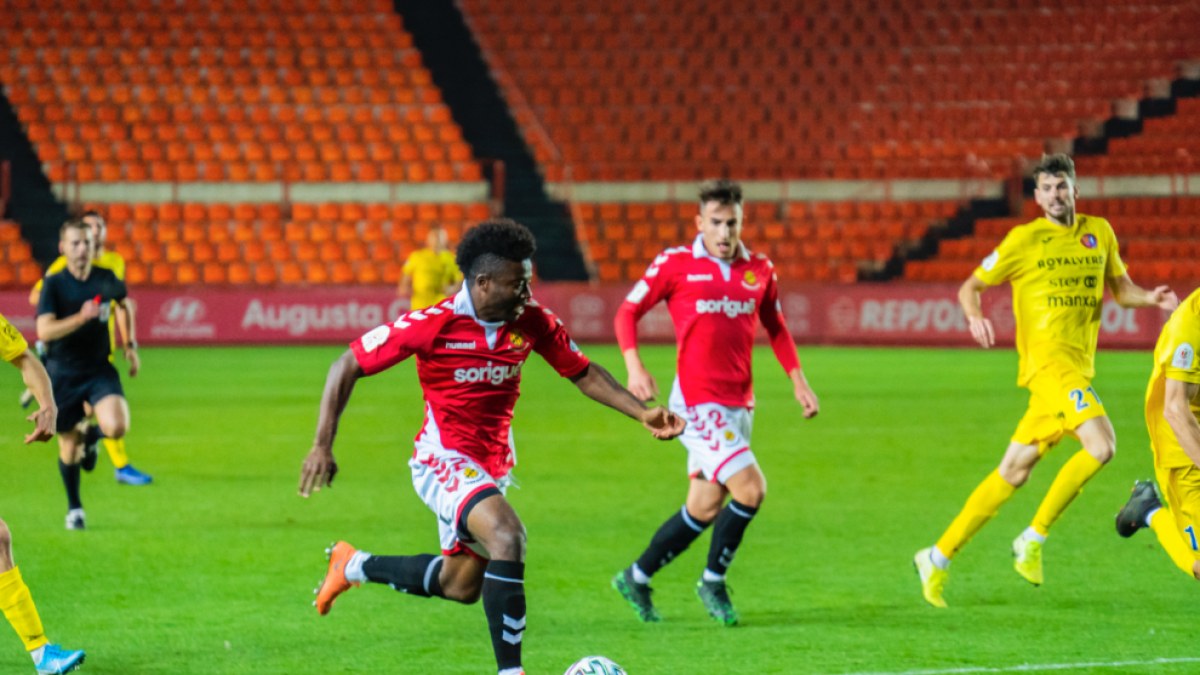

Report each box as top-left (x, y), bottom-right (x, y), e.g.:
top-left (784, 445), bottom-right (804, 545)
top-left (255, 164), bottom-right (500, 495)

top-left (1154, 462), bottom-right (1200, 563)
top-left (1011, 362), bottom-right (1107, 453)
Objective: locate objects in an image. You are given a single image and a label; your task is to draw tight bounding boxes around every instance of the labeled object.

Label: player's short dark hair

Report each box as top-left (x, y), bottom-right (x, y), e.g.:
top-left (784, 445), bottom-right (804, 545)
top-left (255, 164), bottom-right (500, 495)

top-left (80, 209), bottom-right (104, 222)
top-left (456, 219), bottom-right (537, 284)
top-left (59, 219), bottom-right (90, 238)
top-left (1032, 154), bottom-right (1076, 182)
top-left (698, 179), bottom-right (743, 208)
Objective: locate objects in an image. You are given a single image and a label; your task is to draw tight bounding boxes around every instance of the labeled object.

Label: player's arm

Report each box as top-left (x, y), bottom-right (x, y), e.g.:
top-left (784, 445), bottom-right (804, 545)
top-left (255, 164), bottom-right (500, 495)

top-left (959, 274), bottom-right (994, 348)
top-left (28, 284), bottom-right (41, 307)
top-left (1108, 274), bottom-right (1179, 311)
top-left (116, 297), bottom-right (139, 377)
top-left (299, 349), bottom-right (363, 497)
top-left (760, 271), bottom-right (819, 418)
top-left (398, 271), bottom-right (412, 298)
top-left (615, 259), bottom-right (674, 401)
top-left (1163, 378), bottom-right (1200, 467)
top-left (8, 349), bottom-right (56, 443)
top-left (300, 321), bottom-right (421, 496)
top-left (36, 301), bottom-right (101, 342)
top-left (569, 362), bottom-right (684, 440)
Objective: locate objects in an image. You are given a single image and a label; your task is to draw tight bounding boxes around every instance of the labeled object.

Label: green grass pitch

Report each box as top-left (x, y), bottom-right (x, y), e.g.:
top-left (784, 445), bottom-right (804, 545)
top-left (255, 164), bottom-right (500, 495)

top-left (0, 345), bottom-right (1195, 675)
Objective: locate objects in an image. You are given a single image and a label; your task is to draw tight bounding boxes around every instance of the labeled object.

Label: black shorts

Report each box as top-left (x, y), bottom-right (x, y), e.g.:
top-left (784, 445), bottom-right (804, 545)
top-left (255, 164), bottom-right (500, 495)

top-left (47, 362), bottom-right (124, 433)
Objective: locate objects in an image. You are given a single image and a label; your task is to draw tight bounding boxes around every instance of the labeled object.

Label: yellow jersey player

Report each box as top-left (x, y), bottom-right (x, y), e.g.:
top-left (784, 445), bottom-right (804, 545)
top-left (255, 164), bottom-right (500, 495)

top-left (399, 226), bottom-right (463, 311)
top-left (0, 312), bottom-right (87, 673)
top-left (1116, 287), bottom-right (1200, 580)
top-left (914, 154), bottom-right (1179, 607)
top-left (28, 211), bottom-right (149, 486)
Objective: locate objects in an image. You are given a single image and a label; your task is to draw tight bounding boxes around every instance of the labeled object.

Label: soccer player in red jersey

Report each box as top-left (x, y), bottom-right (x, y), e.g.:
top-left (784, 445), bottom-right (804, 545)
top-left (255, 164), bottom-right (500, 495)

top-left (298, 220), bottom-right (684, 675)
top-left (611, 179), bottom-right (820, 626)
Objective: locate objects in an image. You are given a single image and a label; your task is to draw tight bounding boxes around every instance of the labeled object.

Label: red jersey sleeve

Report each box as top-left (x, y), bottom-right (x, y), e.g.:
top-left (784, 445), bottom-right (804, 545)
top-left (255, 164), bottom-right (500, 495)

top-left (615, 250), bottom-right (679, 351)
top-left (526, 302), bottom-right (590, 378)
top-left (350, 316), bottom-right (433, 376)
top-left (758, 267), bottom-right (801, 374)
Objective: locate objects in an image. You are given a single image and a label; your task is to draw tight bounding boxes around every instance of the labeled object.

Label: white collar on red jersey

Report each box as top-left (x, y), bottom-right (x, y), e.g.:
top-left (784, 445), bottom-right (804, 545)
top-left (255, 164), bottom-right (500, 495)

top-left (691, 234), bottom-right (750, 282)
top-left (453, 287), bottom-right (506, 349)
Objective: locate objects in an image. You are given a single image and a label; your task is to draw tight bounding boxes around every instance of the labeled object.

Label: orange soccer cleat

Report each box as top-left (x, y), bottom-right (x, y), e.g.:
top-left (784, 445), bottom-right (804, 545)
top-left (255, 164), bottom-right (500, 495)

top-left (314, 541), bottom-right (360, 616)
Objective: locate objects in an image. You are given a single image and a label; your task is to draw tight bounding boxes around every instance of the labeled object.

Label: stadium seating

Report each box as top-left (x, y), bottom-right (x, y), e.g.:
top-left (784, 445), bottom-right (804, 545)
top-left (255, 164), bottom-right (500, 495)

top-left (0, 220), bottom-right (42, 285)
top-left (75, 201), bottom-right (492, 286)
top-left (461, 0), bottom-right (1199, 181)
top-left (578, 199), bottom-right (958, 283)
top-left (1076, 96), bottom-right (1200, 176)
top-left (907, 196), bottom-right (1200, 282)
top-left (0, 0), bottom-right (481, 184)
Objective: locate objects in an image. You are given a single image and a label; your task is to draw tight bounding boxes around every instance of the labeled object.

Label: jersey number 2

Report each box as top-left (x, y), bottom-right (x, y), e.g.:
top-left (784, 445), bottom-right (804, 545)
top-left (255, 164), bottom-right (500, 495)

top-left (1068, 387), bottom-right (1101, 413)
top-left (1186, 525), bottom-right (1198, 552)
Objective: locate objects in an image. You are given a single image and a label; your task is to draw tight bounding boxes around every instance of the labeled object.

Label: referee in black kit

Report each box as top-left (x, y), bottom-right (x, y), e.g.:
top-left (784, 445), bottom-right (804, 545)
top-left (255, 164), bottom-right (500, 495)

top-left (36, 219), bottom-right (140, 530)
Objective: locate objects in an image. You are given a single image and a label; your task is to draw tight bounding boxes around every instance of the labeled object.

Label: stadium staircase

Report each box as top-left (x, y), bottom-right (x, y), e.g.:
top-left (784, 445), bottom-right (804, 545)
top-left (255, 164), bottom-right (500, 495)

top-left (392, 0), bottom-right (587, 281)
top-left (0, 88), bottom-right (68, 269)
top-left (0, 0), bottom-right (509, 286)
top-left (907, 196), bottom-right (1200, 285)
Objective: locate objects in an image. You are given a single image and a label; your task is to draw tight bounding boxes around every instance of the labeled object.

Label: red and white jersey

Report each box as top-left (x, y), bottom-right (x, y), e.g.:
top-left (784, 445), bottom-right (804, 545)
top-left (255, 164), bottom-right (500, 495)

top-left (616, 234), bottom-right (800, 409)
top-left (351, 288), bottom-right (590, 478)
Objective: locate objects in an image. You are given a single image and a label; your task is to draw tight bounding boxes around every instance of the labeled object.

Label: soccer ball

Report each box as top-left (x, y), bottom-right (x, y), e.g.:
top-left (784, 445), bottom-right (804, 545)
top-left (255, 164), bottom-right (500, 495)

top-left (564, 655), bottom-right (626, 675)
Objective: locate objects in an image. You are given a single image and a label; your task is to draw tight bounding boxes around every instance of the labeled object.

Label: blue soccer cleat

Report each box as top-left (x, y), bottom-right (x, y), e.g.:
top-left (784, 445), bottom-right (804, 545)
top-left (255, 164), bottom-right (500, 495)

top-left (115, 465), bottom-right (153, 485)
top-left (35, 643), bottom-right (85, 674)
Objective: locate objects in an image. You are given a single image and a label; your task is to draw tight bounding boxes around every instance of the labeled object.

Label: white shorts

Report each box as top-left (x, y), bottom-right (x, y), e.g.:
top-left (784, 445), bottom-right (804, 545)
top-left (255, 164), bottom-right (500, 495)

top-left (409, 410), bottom-right (511, 560)
top-left (669, 378), bottom-right (757, 485)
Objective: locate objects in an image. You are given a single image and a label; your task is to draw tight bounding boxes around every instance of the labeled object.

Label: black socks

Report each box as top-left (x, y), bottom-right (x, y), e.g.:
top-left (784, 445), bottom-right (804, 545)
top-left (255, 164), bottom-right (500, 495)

top-left (58, 459), bottom-right (82, 510)
top-left (635, 506), bottom-right (712, 577)
top-left (482, 560), bottom-right (525, 673)
top-left (362, 554), bottom-right (444, 598)
top-left (706, 500), bottom-right (759, 576)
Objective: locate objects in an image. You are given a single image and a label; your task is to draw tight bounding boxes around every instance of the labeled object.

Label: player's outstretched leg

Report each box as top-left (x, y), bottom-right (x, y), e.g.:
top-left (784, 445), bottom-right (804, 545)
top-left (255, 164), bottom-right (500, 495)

top-left (55, 434), bottom-right (85, 531)
top-left (613, 504), bottom-right (712, 623)
top-left (0, 520), bottom-right (85, 674)
top-left (94, 395), bottom-right (150, 486)
top-left (1116, 480), bottom-right (1162, 538)
top-left (696, 466), bottom-right (764, 627)
top-left (80, 424), bottom-right (100, 473)
top-left (917, 453), bottom-right (1024, 607)
top-left (1021, 418), bottom-right (1113, 585)
top-left (313, 541), bottom-right (362, 615)
top-left (1118, 479), bottom-right (1199, 579)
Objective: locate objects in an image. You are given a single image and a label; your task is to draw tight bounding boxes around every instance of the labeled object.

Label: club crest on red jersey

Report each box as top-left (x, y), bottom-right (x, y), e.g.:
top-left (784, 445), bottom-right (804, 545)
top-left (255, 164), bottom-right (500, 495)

top-left (1080, 234), bottom-right (1097, 249)
top-left (508, 328), bottom-right (528, 349)
top-left (741, 270), bottom-right (761, 290)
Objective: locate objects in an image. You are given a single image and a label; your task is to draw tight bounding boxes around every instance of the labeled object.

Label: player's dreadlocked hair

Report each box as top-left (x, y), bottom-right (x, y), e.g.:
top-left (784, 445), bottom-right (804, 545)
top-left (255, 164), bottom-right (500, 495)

top-left (1032, 153), bottom-right (1076, 182)
top-left (698, 179), bottom-right (743, 207)
top-left (456, 218), bottom-right (537, 285)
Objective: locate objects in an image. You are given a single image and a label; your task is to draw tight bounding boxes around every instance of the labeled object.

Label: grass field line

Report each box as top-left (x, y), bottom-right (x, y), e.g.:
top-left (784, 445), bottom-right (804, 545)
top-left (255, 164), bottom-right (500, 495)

top-left (827, 656), bottom-right (1200, 675)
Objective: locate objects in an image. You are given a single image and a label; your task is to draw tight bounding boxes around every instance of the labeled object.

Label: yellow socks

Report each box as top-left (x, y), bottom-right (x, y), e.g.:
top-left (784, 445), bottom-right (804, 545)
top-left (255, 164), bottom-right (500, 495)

top-left (936, 469), bottom-right (1018, 559)
top-left (103, 438), bottom-right (129, 469)
top-left (0, 567), bottom-right (48, 652)
top-left (1149, 509), bottom-right (1200, 578)
top-left (1030, 450), bottom-right (1104, 536)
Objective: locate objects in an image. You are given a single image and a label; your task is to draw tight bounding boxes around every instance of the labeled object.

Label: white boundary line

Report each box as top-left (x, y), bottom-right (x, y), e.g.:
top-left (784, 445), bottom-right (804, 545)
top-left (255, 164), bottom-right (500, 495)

top-left (824, 657), bottom-right (1200, 675)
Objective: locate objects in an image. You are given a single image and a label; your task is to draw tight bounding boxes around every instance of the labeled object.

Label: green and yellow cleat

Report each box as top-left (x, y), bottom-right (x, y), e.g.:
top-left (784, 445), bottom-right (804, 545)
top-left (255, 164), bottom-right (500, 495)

top-left (1012, 535), bottom-right (1043, 586)
top-left (913, 547), bottom-right (948, 608)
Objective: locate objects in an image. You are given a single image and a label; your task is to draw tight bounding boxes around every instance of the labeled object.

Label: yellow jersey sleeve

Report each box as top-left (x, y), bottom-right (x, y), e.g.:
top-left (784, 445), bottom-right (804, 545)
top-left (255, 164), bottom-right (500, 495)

top-left (32, 256), bottom-right (69, 293)
top-left (95, 251), bottom-right (126, 280)
top-left (1162, 295), bottom-right (1200, 385)
top-left (402, 252), bottom-right (418, 276)
top-left (973, 227), bottom-right (1028, 286)
top-left (0, 313), bottom-right (30, 362)
top-left (441, 251), bottom-right (463, 285)
top-left (1098, 218), bottom-right (1127, 280)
